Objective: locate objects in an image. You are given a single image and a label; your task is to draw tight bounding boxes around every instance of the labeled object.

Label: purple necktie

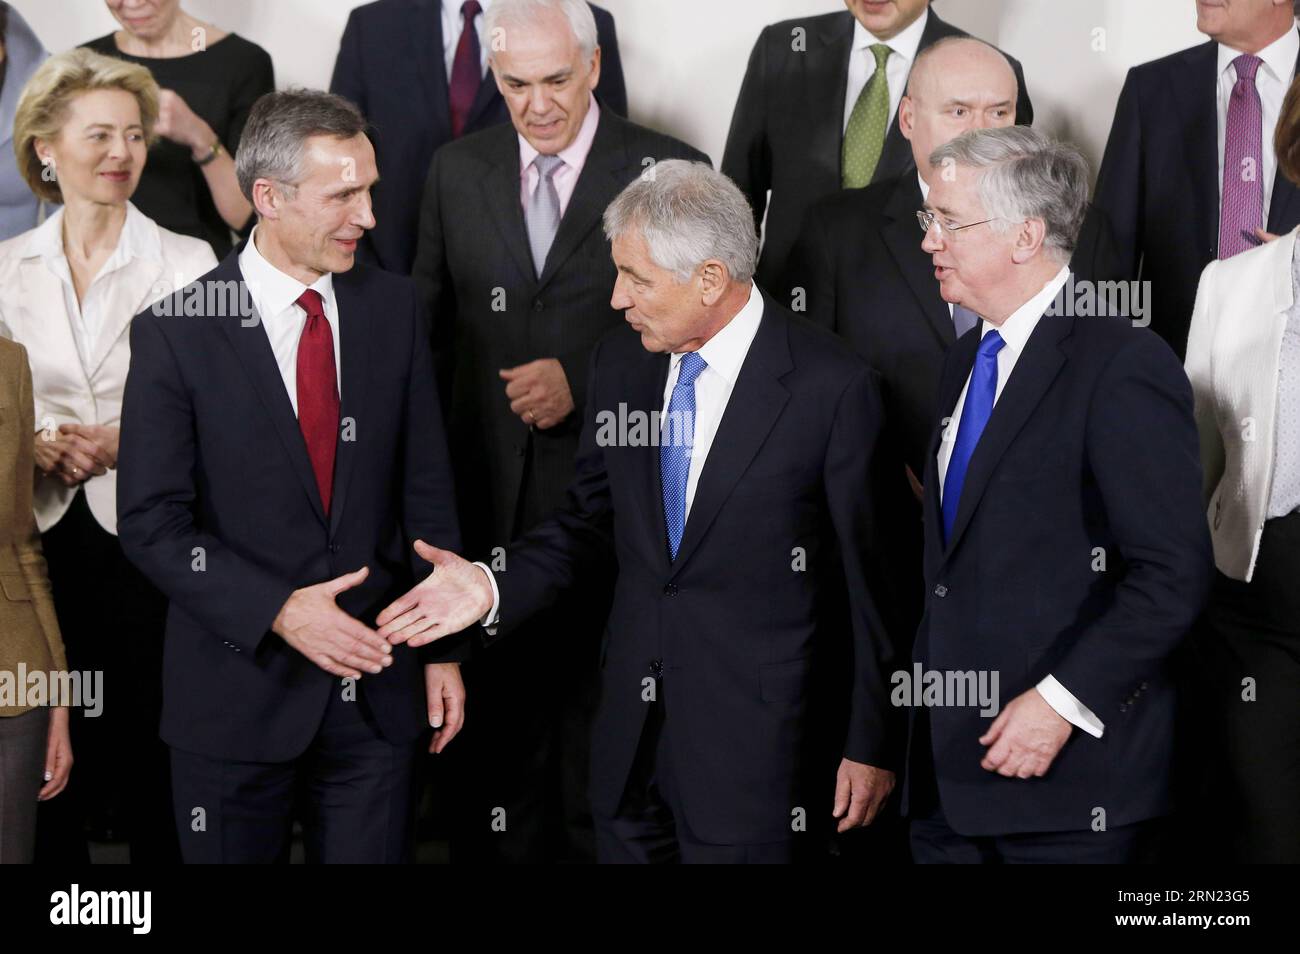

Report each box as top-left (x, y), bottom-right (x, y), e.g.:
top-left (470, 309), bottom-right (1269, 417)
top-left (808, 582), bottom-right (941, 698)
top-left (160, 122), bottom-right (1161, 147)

top-left (449, 0), bottom-right (483, 139)
top-left (1219, 53), bottom-right (1264, 259)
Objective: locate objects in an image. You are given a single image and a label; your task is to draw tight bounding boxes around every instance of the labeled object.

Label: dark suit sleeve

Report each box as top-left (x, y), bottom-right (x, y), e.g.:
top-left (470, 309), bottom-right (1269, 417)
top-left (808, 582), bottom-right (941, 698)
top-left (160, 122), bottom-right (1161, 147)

top-left (395, 282), bottom-right (468, 664)
top-left (1049, 334), bottom-right (1213, 718)
top-left (780, 203), bottom-right (837, 328)
top-left (591, 5), bottom-right (627, 117)
top-left (412, 150), bottom-right (456, 413)
top-left (1073, 70), bottom-right (1142, 283)
top-left (824, 365), bottom-right (899, 767)
top-left (330, 8), bottom-right (367, 113)
top-left (489, 339), bottom-right (616, 642)
top-left (117, 314), bottom-right (296, 655)
top-left (722, 29), bottom-right (772, 240)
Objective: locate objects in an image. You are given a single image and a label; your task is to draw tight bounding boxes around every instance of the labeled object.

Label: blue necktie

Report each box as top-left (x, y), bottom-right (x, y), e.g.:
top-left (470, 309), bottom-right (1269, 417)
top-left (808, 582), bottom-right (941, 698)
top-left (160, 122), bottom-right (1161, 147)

top-left (661, 351), bottom-right (707, 561)
top-left (942, 330), bottom-right (1005, 543)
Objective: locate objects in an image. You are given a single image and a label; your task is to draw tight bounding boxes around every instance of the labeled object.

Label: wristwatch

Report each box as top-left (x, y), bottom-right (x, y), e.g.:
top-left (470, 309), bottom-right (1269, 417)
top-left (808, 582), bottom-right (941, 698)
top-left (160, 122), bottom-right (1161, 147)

top-left (194, 139), bottom-right (225, 166)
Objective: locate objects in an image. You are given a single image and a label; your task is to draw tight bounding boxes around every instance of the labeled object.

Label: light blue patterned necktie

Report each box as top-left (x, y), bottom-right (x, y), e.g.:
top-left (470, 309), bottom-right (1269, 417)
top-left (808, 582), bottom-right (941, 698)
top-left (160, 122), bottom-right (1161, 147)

top-left (661, 351), bottom-right (708, 561)
top-left (942, 330), bottom-right (1005, 543)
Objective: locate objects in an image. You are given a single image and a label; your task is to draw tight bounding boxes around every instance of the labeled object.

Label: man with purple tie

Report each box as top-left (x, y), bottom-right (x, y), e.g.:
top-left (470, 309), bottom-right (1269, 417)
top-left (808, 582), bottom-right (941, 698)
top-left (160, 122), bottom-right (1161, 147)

top-left (1075, 0), bottom-right (1300, 357)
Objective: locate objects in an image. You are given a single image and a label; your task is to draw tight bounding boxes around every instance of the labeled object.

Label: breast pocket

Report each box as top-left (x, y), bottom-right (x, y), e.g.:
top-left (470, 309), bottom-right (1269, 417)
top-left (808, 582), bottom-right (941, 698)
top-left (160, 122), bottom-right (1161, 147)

top-left (0, 573), bottom-right (32, 601)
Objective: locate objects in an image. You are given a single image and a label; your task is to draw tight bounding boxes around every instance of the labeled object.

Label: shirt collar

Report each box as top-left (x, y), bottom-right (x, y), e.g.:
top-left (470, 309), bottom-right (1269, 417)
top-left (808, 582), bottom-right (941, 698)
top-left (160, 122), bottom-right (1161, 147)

top-left (1217, 23), bottom-right (1298, 83)
top-left (239, 224), bottom-right (333, 318)
top-left (674, 281), bottom-right (763, 385)
top-left (917, 170), bottom-right (930, 201)
top-left (443, 0), bottom-right (492, 19)
top-left (518, 93), bottom-right (601, 174)
top-left (852, 6), bottom-right (928, 63)
top-left (22, 200), bottom-right (161, 270)
top-left (982, 265), bottom-right (1070, 356)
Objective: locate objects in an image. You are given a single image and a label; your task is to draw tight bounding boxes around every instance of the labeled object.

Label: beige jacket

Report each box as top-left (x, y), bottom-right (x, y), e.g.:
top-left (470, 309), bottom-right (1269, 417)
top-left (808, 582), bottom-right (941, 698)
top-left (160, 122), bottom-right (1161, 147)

top-left (0, 338), bottom-right (66, 716)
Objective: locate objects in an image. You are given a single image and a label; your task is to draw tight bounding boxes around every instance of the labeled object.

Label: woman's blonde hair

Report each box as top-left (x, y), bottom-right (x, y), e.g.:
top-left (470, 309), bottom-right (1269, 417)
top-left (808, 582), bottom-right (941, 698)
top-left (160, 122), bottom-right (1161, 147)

top-left (13, 47), bottom-right (160, 203)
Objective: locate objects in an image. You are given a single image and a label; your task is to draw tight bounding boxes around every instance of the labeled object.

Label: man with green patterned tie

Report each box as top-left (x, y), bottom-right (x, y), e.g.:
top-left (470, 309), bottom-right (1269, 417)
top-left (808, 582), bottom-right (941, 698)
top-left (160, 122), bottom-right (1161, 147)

top-left (723, 0), bottom-right (1033, 294)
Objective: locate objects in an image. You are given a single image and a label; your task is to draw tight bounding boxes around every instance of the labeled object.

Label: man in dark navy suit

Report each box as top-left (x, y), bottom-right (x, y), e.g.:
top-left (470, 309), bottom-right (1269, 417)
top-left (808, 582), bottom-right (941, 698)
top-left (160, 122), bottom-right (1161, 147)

top-left (330, 0), bottom-right (627, 274)
top-left (905, 126), bottom-right (1213, 863)
top-left (377, 160), bottom-right (901, 863)
top-left (117, 90), bottom-right (463, 863)
top-left (1075, 0), bottom-right (1300, 357)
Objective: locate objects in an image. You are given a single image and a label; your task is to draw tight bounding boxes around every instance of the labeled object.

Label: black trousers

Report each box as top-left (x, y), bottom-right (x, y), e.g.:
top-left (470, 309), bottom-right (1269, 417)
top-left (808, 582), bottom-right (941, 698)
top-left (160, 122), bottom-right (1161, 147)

top-left (907, 709), bottom-right (1145, 864)
top-left (594, 696), bottom-right (795, 864)
top-left (170, 684), bottom-right (419, 863)
top-left (35, 489), bottom-right (176, 864)
top-left (1191, 512), bottom-right (1300, 863)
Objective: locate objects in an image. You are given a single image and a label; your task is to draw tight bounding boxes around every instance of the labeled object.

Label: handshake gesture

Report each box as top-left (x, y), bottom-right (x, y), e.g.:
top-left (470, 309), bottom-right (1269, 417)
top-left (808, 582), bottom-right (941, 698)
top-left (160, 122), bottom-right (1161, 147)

top-left (377, 540), bottom-right (495, 647)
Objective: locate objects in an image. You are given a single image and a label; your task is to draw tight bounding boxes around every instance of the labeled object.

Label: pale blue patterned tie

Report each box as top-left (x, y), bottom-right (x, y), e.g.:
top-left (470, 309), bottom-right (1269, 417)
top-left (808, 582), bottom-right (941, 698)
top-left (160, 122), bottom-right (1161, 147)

top-left (661, 351), bottom-right (707, 561)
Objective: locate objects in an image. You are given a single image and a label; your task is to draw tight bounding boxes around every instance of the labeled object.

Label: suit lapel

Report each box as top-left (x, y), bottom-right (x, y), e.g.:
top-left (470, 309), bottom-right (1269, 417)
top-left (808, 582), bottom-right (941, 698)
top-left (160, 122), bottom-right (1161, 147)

top-left (85, 256), bottom-right (166, 378)
top-left (217, 258), bottom-right (328, 528)
top-left (328, 271), bottom-right (370, 536)
top-left (816, 12), bottom-right (856, 187)
top-left (941, 314), bottom-right (1072, 560)
top-left (1174, 41), bottom-right (1221, 258)
top-left (630, 349), bottom-right (672, 572)
top-left (669, 298), bottom-right (792, 573)
top-left (1267, 33), bottom-right (1300, 234)
top-left (482, 133), bottom-right (537, 282)
top-left (882, 173), bottom-right (953, 347)
top-left (536, 113), bottom-right (627, 289)
top-left (414, 0), bottom-right (451, 141)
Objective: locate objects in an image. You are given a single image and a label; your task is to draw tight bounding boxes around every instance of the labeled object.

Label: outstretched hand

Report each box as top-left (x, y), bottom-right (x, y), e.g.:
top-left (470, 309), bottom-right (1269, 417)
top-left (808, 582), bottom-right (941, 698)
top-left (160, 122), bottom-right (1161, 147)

top-left (376, 541), bottom-right (494, 647)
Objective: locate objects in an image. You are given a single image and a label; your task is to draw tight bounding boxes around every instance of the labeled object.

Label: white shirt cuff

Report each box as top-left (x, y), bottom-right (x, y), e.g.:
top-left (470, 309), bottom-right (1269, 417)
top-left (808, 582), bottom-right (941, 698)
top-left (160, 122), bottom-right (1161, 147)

top-left (472, 562), bottom-right (500, 634)
top-left (1036, 675), bottom-right (1104, 739)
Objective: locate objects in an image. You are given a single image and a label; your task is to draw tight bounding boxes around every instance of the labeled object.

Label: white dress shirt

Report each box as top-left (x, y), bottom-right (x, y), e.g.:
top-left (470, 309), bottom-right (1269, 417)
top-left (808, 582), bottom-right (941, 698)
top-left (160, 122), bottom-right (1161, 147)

top-left (238, 226), bottom-right (341, 416)
top-left (935, 266), bottom-right (1105, 739)
top-left (442, 0), bottom-right (491, 80)
top-left (478, 282), bottom-right (765, 627)
top-left (1216, 25), bottom-right (1299, 217)
top-left (842, 7), bottom-right (929, 135)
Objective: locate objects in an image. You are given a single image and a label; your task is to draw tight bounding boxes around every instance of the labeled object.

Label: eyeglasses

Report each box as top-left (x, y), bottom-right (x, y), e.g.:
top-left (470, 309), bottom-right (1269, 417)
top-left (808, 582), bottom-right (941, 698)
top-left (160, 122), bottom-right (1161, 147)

top-left (916, 209), bottom-right (999, 239)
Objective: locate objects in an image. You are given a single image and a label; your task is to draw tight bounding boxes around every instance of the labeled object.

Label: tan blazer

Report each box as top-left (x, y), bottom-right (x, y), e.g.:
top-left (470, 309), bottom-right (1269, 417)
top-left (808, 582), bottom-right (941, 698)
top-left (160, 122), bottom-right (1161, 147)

top-left (0, 338), bottom-right (66, 717)
top-left (0, 203), bottom-right (216, 534)
top-left (1185, 225), bottom-right (1298, 582)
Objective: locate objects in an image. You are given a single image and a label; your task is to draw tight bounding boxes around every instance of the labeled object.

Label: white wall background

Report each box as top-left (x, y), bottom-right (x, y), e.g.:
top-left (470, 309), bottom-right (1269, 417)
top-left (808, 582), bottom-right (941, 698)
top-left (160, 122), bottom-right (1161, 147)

top-left (12, 0), bottom-right (1211, 174)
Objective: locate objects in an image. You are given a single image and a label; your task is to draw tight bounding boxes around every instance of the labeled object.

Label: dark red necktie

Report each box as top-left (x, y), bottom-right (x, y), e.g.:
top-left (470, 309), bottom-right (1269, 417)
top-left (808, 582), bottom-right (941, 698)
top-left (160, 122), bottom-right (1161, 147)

top-left (449, 0), bottom-right (483, 138)
top-left (295, 289), bottom-right (339, 515)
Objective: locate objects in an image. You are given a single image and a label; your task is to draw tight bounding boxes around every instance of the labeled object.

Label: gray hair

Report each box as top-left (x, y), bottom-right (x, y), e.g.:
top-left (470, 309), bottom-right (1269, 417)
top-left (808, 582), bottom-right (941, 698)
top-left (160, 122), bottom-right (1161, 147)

top-left (603, 160), bottom-right (759, 284)
top-left (235, 89), bottom-right (367, 204)
top-left (484, 0), bottom-right (598, 62)
top-left (928, 126), bottom-right (1089, 262)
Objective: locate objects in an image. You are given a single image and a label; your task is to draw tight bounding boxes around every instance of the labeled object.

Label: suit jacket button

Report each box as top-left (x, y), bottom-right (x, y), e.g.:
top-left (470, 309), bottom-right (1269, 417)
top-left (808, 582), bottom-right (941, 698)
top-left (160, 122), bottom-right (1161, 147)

top-left (663, 583), bottom-right (677, 597)
top-left (1139, 681), bottom-right (1148, 691)
top-left (934, 584), bottom-right (947, 597)
top-left (329, 542), bottom-right (340, 553)
top-left (533, 299), bottom-right (544, 312)
top-left (650, 659), bottom-right (663, 678)
top-left (1119, 703), bottom-right (1129, 712)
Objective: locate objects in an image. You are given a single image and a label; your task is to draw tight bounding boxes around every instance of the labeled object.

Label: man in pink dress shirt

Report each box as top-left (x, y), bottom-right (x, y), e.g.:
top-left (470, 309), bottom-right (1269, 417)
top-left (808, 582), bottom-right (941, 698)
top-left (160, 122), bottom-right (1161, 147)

top-left (411, 0), bottom-right (708, 863)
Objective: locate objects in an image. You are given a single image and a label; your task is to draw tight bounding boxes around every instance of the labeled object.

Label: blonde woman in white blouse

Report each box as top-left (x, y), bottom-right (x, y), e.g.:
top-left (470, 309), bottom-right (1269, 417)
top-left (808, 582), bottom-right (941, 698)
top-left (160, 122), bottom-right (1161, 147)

top-left (0, 48), bottom-right (214, 861)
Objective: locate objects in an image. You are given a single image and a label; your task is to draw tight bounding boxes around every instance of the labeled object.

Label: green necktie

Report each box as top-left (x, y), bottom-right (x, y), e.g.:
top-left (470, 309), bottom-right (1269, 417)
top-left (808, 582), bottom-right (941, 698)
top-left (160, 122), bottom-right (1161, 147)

top-left (842, 43), bottom-right (893, 188)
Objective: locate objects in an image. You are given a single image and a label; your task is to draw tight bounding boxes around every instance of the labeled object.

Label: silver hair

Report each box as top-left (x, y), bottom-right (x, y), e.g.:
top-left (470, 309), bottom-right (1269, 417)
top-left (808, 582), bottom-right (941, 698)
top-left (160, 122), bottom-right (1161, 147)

top-left (928, 126), bottom-right (1089, 262)
top-left (603, 160), bottom-right (759, 284)
top-left (484, 0), bottom-right (598, 62)
top-left (235, 89), bottom-right (367, 205)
